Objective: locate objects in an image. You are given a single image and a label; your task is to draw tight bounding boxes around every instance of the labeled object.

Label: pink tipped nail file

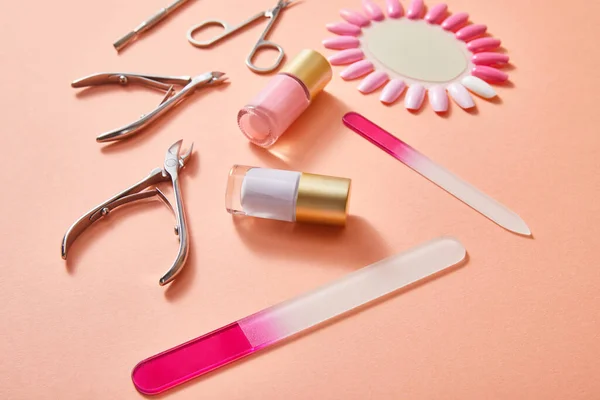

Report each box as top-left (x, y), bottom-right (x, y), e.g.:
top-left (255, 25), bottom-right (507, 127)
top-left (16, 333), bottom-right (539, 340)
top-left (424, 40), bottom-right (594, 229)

top-left (132, 237), bottom-right (466, 395)
top-left (342, 112), bottom-right (531, 236)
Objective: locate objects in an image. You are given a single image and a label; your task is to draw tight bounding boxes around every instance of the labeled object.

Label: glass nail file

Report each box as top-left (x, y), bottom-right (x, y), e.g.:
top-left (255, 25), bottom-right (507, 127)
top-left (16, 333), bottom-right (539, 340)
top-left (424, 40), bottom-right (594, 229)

top-left (132, 237), bottom-right (466, 395)
top-left (342, 112), bottom-right (531, 236)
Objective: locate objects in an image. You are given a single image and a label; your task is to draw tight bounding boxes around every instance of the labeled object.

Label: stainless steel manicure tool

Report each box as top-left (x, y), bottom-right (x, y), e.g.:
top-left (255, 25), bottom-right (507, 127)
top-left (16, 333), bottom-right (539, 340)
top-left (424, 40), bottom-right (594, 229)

top-left (71, 71), bottom-right (227, 142)
top-left (187, 0), bottom-right (296, 73)
top-left (61, 140), bottom-right (194, 286)
top-left (114, 0), bottom-right (192, 51)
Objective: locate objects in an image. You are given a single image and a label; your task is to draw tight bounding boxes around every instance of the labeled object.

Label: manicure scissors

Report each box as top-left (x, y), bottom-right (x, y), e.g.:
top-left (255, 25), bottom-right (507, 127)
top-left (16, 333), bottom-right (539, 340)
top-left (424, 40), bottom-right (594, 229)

top-left (61, 140), bottom-right (193, 286)
top-left (187, 0), bottom-right (295, 73)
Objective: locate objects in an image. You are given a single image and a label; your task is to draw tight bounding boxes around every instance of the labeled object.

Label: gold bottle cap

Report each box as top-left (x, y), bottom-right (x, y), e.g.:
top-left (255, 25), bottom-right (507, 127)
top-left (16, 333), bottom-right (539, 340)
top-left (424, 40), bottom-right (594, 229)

top-left (282, 49), bottom-right (332, 100)
top-left (295, 173), bottom-right (351, 226)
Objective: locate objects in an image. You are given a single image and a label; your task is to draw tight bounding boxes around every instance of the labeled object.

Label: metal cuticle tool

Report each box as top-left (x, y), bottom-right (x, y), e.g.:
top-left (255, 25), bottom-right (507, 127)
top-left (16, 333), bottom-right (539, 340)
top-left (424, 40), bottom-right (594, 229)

top-left (113, 0), bottom-right (192, 52)
top-left (71, 71), bottom-right (227, 142)
top-left (61, 140), bottom-right (194, 286)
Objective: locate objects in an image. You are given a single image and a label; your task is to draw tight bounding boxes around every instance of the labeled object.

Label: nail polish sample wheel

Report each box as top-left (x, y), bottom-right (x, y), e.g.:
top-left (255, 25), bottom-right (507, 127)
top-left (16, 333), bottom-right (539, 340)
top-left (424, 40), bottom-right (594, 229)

top-left (323, 0), bottom-right (509, 113)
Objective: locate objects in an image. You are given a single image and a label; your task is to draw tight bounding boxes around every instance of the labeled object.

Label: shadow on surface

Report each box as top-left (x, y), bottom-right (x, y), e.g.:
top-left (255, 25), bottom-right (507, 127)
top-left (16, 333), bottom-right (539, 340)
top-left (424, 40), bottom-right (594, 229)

top-left (233, 215), bottom-right (390, 268)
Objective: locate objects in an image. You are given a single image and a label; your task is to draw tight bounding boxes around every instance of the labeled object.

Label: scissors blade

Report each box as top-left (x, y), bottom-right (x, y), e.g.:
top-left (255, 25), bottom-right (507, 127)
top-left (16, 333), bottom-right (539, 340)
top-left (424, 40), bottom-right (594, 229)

top-left (267, 0), bottom-right (295, 14)
top-left (343, 112), bottom-right (531, 236)
top-left (277, 0), bottom-right (296, 10)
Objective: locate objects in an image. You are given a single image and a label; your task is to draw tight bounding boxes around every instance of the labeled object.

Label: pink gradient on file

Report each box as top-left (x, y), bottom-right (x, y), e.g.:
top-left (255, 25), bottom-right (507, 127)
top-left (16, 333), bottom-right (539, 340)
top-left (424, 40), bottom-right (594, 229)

top-left (342, 112), bottom-right (531, 235)
top-left (132, 316), bottom-right (284, 395)
top-left (238, 309), bottom-right (287, 349)
top-left (132, 323), bottom-right (255, 395)
top-left (131, 237), bottom-right (469, 395)
top-left (342, 112), bottom-right (417, 163)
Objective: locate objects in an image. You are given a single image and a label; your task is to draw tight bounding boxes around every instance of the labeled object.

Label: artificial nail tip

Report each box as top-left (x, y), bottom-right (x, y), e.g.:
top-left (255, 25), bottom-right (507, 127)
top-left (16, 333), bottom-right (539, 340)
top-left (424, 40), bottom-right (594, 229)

top-left (386, 0), bottom-right (403, 18)
top-left (340, 8), bottom-right (370, 26)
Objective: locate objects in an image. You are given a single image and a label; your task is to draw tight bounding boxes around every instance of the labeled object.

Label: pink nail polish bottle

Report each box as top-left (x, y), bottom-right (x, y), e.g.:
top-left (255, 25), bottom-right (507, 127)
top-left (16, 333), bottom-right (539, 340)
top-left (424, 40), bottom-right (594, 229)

top-left (237, 49), bottom-right (332, 148)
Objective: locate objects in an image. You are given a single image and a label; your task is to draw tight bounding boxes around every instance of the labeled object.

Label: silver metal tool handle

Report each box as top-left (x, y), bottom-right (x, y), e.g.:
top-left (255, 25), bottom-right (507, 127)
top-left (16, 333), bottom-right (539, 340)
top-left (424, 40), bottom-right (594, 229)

top-left (114, 0), bottom-right (191, 51)
top-left (159, 175), bottom-right (189, 286)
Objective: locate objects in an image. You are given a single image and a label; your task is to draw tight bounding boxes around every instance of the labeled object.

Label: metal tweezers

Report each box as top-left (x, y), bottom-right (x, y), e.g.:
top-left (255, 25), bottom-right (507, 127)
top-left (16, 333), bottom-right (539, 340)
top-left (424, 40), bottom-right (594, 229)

top-left (61, 140), bottom-right (193, 286)
top-left (72, 71), bottom-right (227, 142)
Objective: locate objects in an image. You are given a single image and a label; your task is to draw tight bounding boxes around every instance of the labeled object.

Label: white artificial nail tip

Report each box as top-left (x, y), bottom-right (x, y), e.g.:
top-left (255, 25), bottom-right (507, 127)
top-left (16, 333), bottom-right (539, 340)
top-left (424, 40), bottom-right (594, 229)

top-left (461, 76), bottom-right (497, 99)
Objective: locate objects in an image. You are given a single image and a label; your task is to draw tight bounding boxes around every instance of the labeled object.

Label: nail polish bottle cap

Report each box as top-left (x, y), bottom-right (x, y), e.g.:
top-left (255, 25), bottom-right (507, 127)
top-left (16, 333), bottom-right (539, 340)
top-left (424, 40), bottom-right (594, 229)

top-left (295, 172), bottom-right (351, 226)
top-left (282, 49), bottom-right (332, 100)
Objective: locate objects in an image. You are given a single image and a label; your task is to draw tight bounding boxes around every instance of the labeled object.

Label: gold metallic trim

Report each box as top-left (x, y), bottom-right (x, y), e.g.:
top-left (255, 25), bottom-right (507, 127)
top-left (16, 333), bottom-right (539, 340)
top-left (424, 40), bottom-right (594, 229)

top-left (282, 49), bottom-right (332, 100)
top-left (295, 173), bottom-right (351, 226)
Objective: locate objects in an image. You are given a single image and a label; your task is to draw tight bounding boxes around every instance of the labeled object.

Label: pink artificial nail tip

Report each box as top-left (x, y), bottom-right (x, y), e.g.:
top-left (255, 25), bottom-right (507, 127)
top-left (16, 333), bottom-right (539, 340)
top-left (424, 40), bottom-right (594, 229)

top-left (441, 12), bottom-right (469, 30)
top-left (425, 4), bottom-right (448, 23)
top-left (428, 86), bottom-right (448, 112)
top-left (467, 37), bottom-right (501, 52)
top-left (386, 0), bottom-right (404, 18)
top-left (472, 66), bottom-right (509, 83)
top-left (407, 0), bottom-right (424, 19)
top-left (340, 9), bottom-right (370, 27)
top-left (456, 24), bottom-right (487, 41)
top-left (326, 22), bottom-right (362, 36)
top-left (322, 36), bottom-right (360, 50)
top-left (380, 79), bottom-right (406, 103)
top-left (340, 60), bottom-right (374, 80)
top-left (358, 71), bottom-right (389, 93)
top-left (328, 48), bottom-right (364, 65)
top-left (362, 0), bottom-right (385, 21)
top-left (405, 84), bottom-right (426, 110)
top-left (447, 83), bottom-right (475, 109)
top-left (472, 52), bottom-right (509, 65)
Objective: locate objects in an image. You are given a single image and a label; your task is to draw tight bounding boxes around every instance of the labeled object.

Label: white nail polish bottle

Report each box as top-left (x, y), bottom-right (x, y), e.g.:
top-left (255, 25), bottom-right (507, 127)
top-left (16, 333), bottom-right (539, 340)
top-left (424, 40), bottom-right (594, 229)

top-left (225, 165), bottom-right (351, 226)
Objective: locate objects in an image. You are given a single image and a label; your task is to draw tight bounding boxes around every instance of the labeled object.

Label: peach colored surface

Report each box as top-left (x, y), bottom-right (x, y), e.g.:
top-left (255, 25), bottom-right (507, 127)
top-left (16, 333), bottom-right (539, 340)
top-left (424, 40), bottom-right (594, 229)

top-left (1, 0), bottom-right (599, 399)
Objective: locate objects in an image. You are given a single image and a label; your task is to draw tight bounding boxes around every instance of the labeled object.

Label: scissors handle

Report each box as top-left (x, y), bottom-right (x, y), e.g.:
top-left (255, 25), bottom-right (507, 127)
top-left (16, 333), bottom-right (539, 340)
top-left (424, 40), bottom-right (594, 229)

top-left (187, 19), bottom-right (235, 47)
top-left (246, 40), bottom-right (285, 73)
top-left (187, 10), bottom-right (266, 48)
